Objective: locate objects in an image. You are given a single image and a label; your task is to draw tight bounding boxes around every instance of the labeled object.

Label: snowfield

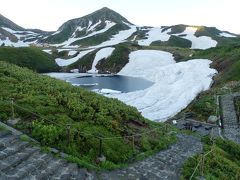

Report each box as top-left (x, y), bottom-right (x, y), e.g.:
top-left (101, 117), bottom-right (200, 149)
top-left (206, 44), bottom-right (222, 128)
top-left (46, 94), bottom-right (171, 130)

top-left (174, 27), bottom-right (217, 49)
top-left (0, 37), bottom-right (29, 47)
top-left (1, 27), bottom-right (38, 47)
top-left (55, 49), bottom-right (94, 66)
top-left (219, 32), bottom-right (237, 38)
top-left (88, 47), bottom-right (115, 73)
top-left (138, 27), bottom-right (171, 46)
top-left (107, 50), bottom-right (217, 121)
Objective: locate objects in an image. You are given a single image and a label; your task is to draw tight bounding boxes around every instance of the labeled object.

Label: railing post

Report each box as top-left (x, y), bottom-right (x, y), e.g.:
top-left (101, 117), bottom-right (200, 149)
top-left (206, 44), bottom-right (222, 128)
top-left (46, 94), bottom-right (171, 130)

top-left (132, 136), bottom-right (135, 151)
top-left (11, 98), bottom-right (15, 119)
top-left (98, 137), bottom-right (103, 157)
top-left (66, 124), bottom-right (71, 146)
top-left (200, 153), bottom-right (205, 178)
top-left (165, 124), bottom-right (168, 133)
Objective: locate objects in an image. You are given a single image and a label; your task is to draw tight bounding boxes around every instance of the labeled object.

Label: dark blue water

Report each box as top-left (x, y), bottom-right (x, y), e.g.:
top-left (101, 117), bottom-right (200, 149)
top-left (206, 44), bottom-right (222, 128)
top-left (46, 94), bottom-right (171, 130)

top-left (68, 75), bottom-right (154, 93)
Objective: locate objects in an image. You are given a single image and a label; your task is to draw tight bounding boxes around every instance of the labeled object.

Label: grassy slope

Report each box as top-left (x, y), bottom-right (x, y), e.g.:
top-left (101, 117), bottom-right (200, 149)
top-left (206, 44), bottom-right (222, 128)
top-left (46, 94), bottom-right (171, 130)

top-left (0, 61), bottom-right (175, 169)
top-left (0, 47), bottom-right (59, 73)
top-left (181, 137), bottom-right (240, 179)
top-left (150, 35), bottom-right (192, 48)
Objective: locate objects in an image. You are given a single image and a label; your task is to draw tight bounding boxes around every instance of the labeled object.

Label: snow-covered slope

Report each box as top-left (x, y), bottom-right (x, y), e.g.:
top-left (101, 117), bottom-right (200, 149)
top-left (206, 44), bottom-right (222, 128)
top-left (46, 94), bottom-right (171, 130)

top-left (109, 50), bottom-right (217, 121)
top-left (88, 47), bottom-right (115, 73)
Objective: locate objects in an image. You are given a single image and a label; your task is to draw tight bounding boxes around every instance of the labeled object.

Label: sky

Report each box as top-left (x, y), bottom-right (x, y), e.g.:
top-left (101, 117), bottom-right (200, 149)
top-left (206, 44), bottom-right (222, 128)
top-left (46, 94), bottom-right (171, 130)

top-left (1, 0), bottom-right (240, 33)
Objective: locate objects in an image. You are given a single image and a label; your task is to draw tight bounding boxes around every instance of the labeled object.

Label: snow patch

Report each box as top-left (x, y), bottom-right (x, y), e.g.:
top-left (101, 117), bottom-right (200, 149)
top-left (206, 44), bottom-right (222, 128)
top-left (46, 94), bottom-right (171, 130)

top-left (94, 89), bottom-right (122, 95)
top-left (108, 50), bottom-right (217, 121)
top-left (88, 20), bottom-right (101, 32)
top-left (88, 47), bottom-right (115, 73)
top-left (138, 27), bottom-right (171, 46)
top-left (219, 32), bottom-right (237, 38)
top-left (42, 49), bottom-right (52, 54)
top-left (52, 30), bottom-right (61, 36)
top-left (45, 73), bottom-right (86, 80)
top-left (55, 49), bottom-right (94, 66)
top-left (68, 50), bottom-right (78, 56)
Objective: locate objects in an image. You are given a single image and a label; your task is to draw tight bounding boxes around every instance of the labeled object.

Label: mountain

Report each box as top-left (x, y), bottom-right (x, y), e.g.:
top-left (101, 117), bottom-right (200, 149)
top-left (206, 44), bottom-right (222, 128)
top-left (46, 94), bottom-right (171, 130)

top-left (0, 14), bottom-right (50, 47)
top-left (39, 8), bottom-right (239, 50)
top-left (41, 7), bottom-right (133, 46)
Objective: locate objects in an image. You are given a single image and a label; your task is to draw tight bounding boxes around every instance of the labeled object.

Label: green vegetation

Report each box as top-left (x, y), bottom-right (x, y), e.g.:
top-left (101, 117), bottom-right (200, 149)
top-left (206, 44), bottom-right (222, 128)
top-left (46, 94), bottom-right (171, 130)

top-left (0, 47), bottom-right (59, 73)
top-left (184, 90), bottom-right (217, 121)
top-left (0, 61), bottom-right (176, 169)
top-left (66, 50), bottom-right (98, 72)
top-left (128, 29), bottom-right (148, 41)
top-left (151, 35), bottom-right (192, 48)
top-left (97, 43), bottom-right (140, 73)
top-left (195, 26), bottom-right (221, 38)
top-left (164, 24), bottom-right (186, 34)
top-left (0, 125), bottom-right (7, 131)
top-left (192, 45), bottom-right (240, 85)
top-left (20, 134), bottom-right (31, 142)
top-left (42, 25), bottom-right (74, 44)
top-left (181, 137), bottom-right (240, 179)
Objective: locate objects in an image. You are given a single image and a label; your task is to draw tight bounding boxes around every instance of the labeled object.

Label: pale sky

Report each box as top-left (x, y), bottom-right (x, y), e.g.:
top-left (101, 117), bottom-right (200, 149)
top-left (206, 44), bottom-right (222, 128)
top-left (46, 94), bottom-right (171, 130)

top-left (1, 0), bottom-right (240, 33)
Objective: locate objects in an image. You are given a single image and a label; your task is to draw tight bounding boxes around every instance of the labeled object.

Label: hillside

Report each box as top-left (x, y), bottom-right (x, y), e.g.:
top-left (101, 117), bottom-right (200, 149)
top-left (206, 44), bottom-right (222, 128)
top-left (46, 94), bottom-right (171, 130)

top-left (0, 61), bottom-right (175, 169)
top-left (0, 47), bottom-right (59, 73)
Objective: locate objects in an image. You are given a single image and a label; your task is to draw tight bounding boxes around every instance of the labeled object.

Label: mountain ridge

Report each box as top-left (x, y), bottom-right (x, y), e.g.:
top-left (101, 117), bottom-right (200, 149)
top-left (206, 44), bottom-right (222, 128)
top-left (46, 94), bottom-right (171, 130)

top-left (0, 7), bottom-right (239, 49)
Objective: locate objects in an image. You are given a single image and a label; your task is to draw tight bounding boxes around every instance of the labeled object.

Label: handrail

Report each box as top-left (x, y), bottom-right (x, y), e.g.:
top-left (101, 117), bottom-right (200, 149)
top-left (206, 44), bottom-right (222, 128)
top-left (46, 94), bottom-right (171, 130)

top-left (189, 128), bottom-right (216, 179)
top-left (1, 99), bottom-right (170, 141)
